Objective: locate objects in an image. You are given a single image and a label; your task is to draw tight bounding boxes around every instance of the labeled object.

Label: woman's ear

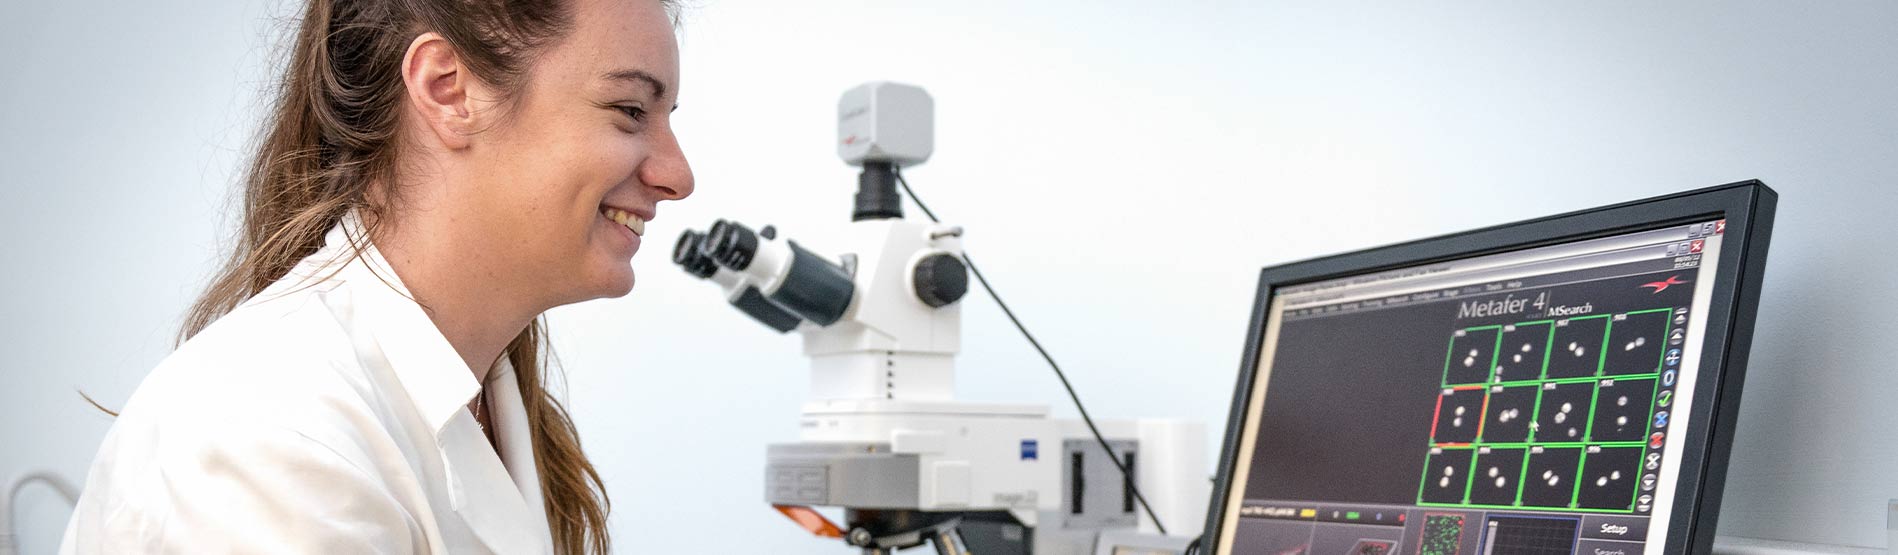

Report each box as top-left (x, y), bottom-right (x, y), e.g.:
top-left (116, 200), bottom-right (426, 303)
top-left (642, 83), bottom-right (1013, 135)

top-left (401, 32), bottom-right (486, 150)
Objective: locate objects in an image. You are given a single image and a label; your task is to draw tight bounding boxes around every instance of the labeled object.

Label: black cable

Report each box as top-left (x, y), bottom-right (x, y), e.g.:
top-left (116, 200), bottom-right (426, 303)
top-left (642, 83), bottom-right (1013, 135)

top-left (893, 169), bottom-right (1170, 535)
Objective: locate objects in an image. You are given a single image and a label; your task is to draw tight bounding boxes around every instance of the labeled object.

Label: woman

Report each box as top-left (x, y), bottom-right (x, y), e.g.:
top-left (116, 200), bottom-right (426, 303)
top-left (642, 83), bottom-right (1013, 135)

top-left (61, 0), bottom-right (690, 552)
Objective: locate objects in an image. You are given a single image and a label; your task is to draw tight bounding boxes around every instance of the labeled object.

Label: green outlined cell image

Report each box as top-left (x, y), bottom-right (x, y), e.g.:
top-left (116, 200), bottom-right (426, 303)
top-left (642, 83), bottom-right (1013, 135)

top-left (1444, 327), bottom-right (1501, 386)
top-left (1480, 384), bottom-right (1538, 443)
top-left (1532, 381), bottom-right (1595, 442)
top-left (1432, 387), bottom-right (1487, 444)
top-left (1547, 316), bottom-right (1610, 378)
top-left (1520, 446), bottom-right (1584, 508)
top-left (1468, 447), bottom-right (1528, 506)
top-left (1588, 378), bottom-right (1658, 442)
top-left (1604, 310), bottom-right (1672, 376)
top-left (1576, 446), bottom-right (1644, 510)
top-left (1493, 321), bottom-right (1553, 382)
top-left (1416, 513), bottom-right (1467, 555)
top-left (1419, 448), bottom-right (1476, 504)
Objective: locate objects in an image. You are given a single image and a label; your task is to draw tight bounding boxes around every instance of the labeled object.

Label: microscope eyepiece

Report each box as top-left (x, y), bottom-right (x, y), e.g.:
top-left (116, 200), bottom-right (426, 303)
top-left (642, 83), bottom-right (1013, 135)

top-left (703, 219), bottom-right (761, 271)
top-left (672, 230), bottom-right (719, 279)
top-left (675, 217), bottom-right (856, 329)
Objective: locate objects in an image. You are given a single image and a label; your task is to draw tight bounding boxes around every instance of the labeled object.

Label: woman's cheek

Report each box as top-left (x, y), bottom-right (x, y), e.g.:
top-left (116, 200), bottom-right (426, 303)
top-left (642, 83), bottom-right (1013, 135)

top-left (600, 137), bottom-right (643, 181)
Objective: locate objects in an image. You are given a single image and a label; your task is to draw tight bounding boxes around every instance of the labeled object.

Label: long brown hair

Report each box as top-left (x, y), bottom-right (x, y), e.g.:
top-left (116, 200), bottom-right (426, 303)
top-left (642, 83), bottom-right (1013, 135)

top-left (177, 0), bottom-right (674, 552)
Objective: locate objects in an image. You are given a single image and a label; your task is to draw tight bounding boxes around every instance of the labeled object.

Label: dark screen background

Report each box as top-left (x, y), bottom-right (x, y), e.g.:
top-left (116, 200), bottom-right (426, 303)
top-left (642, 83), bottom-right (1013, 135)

top-left (1241, 267), bottom-right (1701, 504)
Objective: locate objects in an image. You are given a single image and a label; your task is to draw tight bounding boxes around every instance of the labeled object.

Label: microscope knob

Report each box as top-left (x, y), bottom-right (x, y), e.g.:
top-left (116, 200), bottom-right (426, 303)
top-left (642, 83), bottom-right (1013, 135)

top-left (913, 253), bottom-right (969, 308)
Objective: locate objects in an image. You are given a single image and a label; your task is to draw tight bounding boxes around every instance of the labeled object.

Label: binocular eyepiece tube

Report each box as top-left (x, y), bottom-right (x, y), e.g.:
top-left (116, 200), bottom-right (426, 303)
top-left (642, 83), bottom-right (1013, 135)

top-left (673, 219), bottom-right (858, 330)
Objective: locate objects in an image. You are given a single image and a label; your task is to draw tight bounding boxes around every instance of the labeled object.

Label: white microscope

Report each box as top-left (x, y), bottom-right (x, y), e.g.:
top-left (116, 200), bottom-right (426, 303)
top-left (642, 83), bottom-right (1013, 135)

top-left (672, 82), bottom-right (1207, 555)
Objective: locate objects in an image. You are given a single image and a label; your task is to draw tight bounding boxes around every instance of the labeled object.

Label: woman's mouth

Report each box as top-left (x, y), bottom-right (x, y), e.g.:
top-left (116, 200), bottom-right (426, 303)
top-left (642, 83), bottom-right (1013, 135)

top-left (602, 206), bottom-right (646, 236)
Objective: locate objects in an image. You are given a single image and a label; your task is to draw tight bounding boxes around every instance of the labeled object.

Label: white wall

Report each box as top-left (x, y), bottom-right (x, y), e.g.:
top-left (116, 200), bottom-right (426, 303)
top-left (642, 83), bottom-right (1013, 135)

top-left (4, 1), bottom-right (1895, 553)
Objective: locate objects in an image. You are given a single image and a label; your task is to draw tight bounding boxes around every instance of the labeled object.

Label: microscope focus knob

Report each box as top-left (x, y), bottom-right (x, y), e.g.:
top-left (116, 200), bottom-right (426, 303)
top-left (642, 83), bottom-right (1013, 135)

top-left (912, 253), bottom-right (969, 308)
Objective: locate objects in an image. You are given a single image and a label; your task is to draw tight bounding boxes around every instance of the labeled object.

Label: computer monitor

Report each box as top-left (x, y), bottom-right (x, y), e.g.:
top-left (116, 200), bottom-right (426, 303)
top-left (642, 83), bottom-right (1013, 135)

top-left (1203, 182), bottom-right (1777, 555)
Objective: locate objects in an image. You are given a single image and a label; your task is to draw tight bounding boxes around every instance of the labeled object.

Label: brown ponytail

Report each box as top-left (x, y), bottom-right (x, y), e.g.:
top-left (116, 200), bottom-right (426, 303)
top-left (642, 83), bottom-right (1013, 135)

top-left (180, 0), bottom-right (675, 552)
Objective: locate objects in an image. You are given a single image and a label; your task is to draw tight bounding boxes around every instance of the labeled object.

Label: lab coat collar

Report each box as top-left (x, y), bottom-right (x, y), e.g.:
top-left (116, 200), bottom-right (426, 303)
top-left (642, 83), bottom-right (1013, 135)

top-left (486, 360), bottom-right (554, 540)
top-left (436, 408), bottom-right (547, 555)
top-left (306, 214), bottom-right (552, 554)
top-left (331, 228), bottom-right (480, 436)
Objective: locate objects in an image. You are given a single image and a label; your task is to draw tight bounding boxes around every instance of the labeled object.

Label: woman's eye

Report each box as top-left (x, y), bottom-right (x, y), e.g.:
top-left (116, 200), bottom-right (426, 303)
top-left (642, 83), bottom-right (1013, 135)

top-left (616, 105), bottom-right (647, 123)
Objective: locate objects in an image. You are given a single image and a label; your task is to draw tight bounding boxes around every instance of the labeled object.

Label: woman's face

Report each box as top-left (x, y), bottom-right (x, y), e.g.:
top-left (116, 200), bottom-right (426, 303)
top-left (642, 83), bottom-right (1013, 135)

top-left (459, 0), bottom-right (691, 308)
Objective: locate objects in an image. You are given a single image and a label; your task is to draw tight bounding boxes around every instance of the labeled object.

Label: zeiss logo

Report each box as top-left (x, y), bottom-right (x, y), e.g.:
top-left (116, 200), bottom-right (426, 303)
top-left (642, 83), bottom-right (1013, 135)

top-left (1020, 439), bottom-right (1038, 461)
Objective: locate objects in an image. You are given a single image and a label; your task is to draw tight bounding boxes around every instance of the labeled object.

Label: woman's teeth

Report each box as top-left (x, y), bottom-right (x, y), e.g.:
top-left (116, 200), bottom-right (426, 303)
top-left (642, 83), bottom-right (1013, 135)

top-left (603, 207), bottom-right (645, 236)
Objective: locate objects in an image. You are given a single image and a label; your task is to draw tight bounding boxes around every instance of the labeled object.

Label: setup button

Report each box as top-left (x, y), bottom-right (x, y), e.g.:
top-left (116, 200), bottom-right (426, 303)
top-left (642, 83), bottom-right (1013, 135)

top-left (1576, 539), bottom-right (1645, 555)
top-left (1581, 514), bottom-right (1650, 541)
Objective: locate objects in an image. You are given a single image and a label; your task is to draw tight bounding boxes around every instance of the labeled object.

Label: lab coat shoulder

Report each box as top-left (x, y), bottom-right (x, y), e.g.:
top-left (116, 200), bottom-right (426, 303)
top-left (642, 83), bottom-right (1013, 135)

top-left (132, 283), bottom-right (414, 463)
top-left (64, 286), bottom-right (432, 554)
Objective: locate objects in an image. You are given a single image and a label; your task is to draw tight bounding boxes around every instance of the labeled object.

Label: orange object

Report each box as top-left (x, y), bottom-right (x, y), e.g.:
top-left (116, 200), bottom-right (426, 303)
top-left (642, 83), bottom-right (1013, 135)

top-left (773, 504), bottom-right (845, 539)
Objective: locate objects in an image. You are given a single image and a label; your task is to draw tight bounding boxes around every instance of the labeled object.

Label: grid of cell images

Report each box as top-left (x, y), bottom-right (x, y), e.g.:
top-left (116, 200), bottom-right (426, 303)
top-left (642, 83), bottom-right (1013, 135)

top-left (1418, 308), bottom-right (1677, 514)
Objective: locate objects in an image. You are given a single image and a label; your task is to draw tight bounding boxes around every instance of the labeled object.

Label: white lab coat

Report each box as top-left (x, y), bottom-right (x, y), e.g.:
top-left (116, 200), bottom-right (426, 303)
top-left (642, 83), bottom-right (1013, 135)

top-left (61, 215), bottom-right (555, 554)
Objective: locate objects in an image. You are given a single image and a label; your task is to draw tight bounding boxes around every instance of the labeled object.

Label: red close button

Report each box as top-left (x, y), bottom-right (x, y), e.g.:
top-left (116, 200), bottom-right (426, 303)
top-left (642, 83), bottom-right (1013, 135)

top-left (1650, 432), bottom-right (1666, 449)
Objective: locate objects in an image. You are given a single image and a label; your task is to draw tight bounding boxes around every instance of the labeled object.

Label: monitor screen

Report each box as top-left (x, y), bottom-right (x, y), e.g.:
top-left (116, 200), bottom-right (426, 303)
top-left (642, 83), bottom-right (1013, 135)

top-left (1215, 218), bottom-right (1732, 555)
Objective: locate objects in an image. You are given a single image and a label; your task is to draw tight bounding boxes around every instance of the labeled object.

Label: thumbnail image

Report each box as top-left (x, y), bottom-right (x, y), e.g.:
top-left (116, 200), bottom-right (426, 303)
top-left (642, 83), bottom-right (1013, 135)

top-left (1446, 327), bottom-right (1501, 386)
top-left (1468, 447), bottom-right (1527, 506)
top-left (1420, 448), bottom-right (1476, 504)
top-left (1587, 378), bottom-right (1657, 442)
top-left (1433, 387), bottom-right (1487, 444)
top-left (1532, 382), bottom-right (1595, 442)
top-left (1603, 311), bottom-right (1671, 376)
top-left (1519, 447), bottom-right (1583, 508)
top-left (1576, 446), bottom-right (1644, 510)
top-left (1480, 385), bottom-right (1538, 443)
top-left (1416, 513), bottom-right (1467, 555)
top-left (1546, 317), bottom-right (1609, 378)
top-left (1493, 322), bottom-right (1553, 382)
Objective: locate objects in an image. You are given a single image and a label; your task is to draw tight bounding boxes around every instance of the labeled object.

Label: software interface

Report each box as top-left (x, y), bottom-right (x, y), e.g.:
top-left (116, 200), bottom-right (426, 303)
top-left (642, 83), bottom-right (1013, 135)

top-left (1217, 220), bottom-right (1728, 555)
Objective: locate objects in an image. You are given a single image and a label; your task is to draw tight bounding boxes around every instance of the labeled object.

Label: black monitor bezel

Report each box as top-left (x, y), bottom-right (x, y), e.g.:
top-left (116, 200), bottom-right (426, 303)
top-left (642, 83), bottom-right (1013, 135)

top-left (1202, 181), bottom-right (1777, 554)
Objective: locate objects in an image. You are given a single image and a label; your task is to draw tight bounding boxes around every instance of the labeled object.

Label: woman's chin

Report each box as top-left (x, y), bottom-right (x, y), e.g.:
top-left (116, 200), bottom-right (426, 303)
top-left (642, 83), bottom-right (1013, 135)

top-left (571, 264), bottom-right (636, 302)
top-left (601, 267), bottom-right (636, 298)
top-left (577, 245), bottom-right (638, 299)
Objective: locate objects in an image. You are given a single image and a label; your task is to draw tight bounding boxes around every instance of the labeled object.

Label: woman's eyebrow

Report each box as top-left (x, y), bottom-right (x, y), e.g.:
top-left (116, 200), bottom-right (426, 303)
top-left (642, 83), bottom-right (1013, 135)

top-left (601, 69), bottom-right (668, 100)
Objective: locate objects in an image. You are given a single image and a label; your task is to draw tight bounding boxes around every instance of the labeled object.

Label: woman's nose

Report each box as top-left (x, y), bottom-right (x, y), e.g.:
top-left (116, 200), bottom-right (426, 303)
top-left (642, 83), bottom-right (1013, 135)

top-left (641, 128), bottom-right (694, 201)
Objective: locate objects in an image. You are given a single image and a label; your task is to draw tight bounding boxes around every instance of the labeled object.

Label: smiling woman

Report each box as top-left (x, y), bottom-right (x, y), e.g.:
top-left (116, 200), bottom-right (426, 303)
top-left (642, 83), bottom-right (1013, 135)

top-left (58, 0), bottom-right (688, 554)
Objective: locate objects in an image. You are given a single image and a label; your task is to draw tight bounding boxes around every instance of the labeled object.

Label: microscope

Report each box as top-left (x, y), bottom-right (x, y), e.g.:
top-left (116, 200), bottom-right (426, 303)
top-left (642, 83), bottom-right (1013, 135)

top-left (673, 82), bottom-right (1207, 555)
